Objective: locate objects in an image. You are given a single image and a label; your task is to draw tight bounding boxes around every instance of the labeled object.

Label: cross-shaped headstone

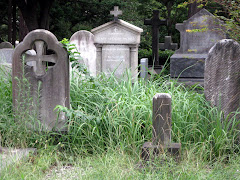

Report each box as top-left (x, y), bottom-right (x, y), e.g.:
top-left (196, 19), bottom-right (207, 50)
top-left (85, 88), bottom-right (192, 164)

top-left (144, 10), bottom-right (167, 66)
top-left (110, 6), bottom-right (122, 21)
top-left (25, 41), bottom-right (57, 77)
top-left (141, 93), bottom-right (181, 161)
top-left (159, 36), bottom-right (178, 51)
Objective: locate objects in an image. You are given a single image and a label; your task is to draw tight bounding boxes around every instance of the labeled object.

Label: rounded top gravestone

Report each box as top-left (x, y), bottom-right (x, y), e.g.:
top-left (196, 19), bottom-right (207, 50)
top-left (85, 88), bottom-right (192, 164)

top-left (70, 30), bottom-right (96, 76)
top-left (12, 29), bottom-right (69, 132)
top-left (0, 42), bottom-right (13, 49)
top-left (204, 39), bottom-right (240, 118)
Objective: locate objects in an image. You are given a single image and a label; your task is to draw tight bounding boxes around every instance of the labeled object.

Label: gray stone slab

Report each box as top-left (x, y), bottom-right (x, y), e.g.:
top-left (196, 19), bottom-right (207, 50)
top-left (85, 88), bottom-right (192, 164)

top-left (0, 147), bottom-right (36, 172)
top-left (204, 39), bottom-right (240, 118)
top-left (12, 29), bottom-right (70, 132)
top-left (0, 42), bottom-right (13, 49)
top-left (0, 48), bottom-right (14, 64)
top-left (170, 54), bottom-right (206, 78)
top-left (170, 9), bottom-right (226, 78)
top-left (70, 30), bottom-right (96, 76)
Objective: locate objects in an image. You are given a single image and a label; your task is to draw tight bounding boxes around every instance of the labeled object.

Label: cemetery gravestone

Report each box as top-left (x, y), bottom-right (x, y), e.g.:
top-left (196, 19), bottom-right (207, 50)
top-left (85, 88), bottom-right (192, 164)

top-left (70, 30), bottom-right (97, 76)
top-left (141, 93), bottom-right (181, 161)
top-left (140, 58), bottom-right (148, 80)
top-left (12, 29), bottom-right (69, 132)
top-left (0, 42), bottom-right (13, 49)
top-left (205, 39), bottom-right (240, 118)
top-left (144, 10), bottom-right (167, 67)
top-left (159, 36), bottom-right (178, 51)
top-left (0, 42), bottom-right (14, 65)
top-left (170, 9), bottom-right (226, 80)
top-left (91, 6), bottom-right (143, 80)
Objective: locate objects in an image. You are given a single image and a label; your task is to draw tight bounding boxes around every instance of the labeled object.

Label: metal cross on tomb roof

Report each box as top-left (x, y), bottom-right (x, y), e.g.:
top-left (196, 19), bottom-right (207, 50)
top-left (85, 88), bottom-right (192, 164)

top-left (110, 6), bottom-right (122, 21)
top-left (144, 10), bottom-right (167, 66)
top-left (25, 40), bottom-right (57, 77)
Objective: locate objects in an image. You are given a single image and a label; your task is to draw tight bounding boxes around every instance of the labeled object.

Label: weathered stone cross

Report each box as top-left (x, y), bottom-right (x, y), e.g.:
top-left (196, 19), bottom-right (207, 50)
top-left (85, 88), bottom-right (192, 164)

top-left (141, 93), bottom-right (181, 161)
top-left (144, 10), bottom-right (167, 66)
top-left (159, 36), bottom-right (178, 51)
top-left (110, 6), bottom-right (122, 21)
top-left (25, 41), bottom-right (57, 76)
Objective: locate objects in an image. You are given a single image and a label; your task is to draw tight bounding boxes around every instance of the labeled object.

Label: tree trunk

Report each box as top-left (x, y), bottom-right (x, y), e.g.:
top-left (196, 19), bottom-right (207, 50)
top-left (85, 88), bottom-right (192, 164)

top-left (19, 11), bottom-right (29, 41)
top-left (188, 1), bottom-right (202, 18)
top-left (12, 0), bottom-right (16, 46)
top-left (16, 0), bottom-right (54, 40)
top-left (8, 0), bottom-right (12, 43)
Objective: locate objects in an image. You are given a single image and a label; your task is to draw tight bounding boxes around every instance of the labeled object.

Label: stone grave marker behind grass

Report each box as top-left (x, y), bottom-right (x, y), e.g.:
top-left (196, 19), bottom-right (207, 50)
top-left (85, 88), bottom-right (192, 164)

top-left (170, 9), bottom-right (226, 80)
top-left (0, 42), bottom-right (13, 49)
top-left (204, 39), bottom-right (240, 119)
top-left (70, 30), bottom-right (96, 76)
top-left (12, 29), bottom-right (70, 132)
top-left (141, 93), bottom-right (181, 161)
top-left (91, 6), bottom-right (143, 80)
top-left (159, 36), bottom-right (178, 51)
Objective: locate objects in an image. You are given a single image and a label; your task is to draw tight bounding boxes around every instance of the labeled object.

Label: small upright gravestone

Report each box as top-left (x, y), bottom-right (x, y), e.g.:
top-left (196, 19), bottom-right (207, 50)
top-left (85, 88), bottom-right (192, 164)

top-left (159, 36), bottom-right (178, 51)
top-left (144, 10), bottom-right (167, 67)
top-left (141, 93), bottom-right (181, 161)
top-left (0, 42), bottom-right (14, 65)
top-left (70, 30), bottom-right (97, 76)
top-left (205, 39), bottom-right (240, 118)
top-left (0, 42), bottom-right (13, 49)
top-left (12, 29), bottom-right (70, 132)
top-left (170, 9), bottom-right (226, 80)
top-left (91, 6), bottom-right (143, 80)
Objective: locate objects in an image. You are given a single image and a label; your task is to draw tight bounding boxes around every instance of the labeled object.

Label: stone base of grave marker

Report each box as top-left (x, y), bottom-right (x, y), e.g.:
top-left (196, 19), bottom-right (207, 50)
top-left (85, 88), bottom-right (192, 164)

top-left (148, 65), bottom-right (163, 75)
top-left (170, 54), bottom-right (206, 78)
top-left (141, 142), bottom-right (181, 161)
top-left (0, 147), bottom-right (36, 172)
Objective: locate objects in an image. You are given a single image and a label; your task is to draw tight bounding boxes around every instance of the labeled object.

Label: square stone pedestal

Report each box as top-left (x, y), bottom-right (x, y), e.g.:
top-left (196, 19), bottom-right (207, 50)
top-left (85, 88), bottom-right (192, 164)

top-left (170, 54), bottom-right (206, 78)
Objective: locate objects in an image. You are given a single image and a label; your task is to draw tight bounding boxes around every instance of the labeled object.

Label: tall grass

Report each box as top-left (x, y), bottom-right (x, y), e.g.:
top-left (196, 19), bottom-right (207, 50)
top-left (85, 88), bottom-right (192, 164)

top-left (0, 66), bottom-right (239, 161)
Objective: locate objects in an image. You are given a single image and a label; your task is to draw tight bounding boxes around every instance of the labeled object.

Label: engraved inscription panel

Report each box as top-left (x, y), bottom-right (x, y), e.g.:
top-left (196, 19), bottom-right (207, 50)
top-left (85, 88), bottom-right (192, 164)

top-left (94, 25), bottom-right (138, 44)
top-left (102, 45), bottom-right (130, 78)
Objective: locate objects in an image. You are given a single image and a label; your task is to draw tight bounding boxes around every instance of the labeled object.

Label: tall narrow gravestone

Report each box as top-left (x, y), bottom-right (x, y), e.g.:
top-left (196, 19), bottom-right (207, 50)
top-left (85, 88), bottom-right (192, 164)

top-left (70, 30), bottom-right (97, 76)
top-left (205, 39), bottom-right (240, 118)
top-left (91, 6), bottom-right (143, 80)
top-left (0, 42), bottom-right (14, 65)
top-left (141, 93), bottom-right (181, 161)
top-left (170, 9), bottom-right (226, 81)
top-left (12, 29), bottom-right (70, 131)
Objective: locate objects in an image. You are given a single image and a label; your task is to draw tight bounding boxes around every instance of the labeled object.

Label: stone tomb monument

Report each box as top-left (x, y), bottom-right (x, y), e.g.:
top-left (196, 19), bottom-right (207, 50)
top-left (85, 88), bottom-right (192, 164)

top-left (70, 30), bottom-right (97, 76)
top-left (12, 29), bottom-right (69, 131)
top-left (205, 39), bottom-right (240, 118)
top-left (170, 9), bottom-right (226, 81)
top-left (91, 6), bottom-right (143, 80)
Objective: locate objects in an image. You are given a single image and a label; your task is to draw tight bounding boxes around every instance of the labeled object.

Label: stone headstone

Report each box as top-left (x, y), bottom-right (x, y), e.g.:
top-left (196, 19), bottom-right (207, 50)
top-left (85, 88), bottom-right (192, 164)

top-left (91, 6), bottom-right (143, 80)
top-left (141, 93), bottom-right (181, 161)
top-left (12, 29), bottom-right (70, 132)
top-left (159, 36), bottom-right (178, 51)
top-left (70, 30), bottom-right (96, 76)
top-left (144, 10), bottom-right (167, 66)
top-left (0, 42), bottom-right (13, 49)
top-left (140, 58), bottom-right (148, 80)
top-left (0, 49), bottom-right (14, 64)
top-left (170, 9), bottom-right (226, 79)
top-left (204, 39), bottom-right (240, 118)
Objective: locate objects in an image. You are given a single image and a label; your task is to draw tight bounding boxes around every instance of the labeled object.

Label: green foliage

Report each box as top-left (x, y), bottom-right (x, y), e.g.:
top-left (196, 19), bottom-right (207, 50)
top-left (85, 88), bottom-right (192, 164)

top-left (60, 38), bottom-right (89, 76)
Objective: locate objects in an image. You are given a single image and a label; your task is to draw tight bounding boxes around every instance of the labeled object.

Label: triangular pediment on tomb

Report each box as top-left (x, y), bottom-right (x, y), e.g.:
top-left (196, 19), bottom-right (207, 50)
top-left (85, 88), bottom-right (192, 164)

top-left (91, 20), bottom-right (143, 44)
